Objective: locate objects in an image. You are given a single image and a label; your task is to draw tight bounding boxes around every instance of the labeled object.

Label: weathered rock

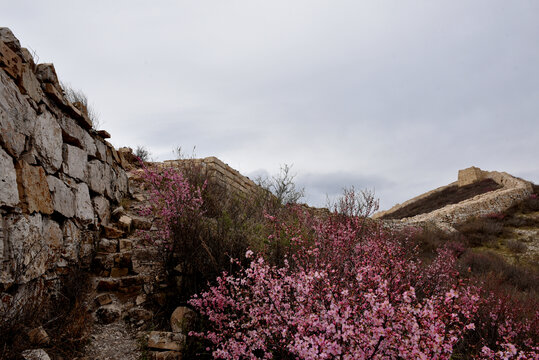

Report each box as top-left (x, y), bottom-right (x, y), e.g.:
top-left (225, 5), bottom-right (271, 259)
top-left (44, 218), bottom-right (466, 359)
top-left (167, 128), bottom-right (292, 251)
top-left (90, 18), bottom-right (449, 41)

top-left (98, 238), bottom-right (118, 253)
top-left (132, 216), bottom-right (152, 230)
top-left (127, 307), bottom-right (152, 322)
top-left (21, 349), bottom-right (51, 360)
top-left (97, 130), bottom-right (111, 139)
top-left (119, 238), bottom-right (133, 252)
top-left (72, 101), bottom-right (92, 129)
top-left (147, 331), bottom-right (185, 351)
top-left (0, 147), bottom-right (19, 207)
top-left (74, 182), bottom-right (94, 222)
top-left (87, 160), bottom-right (105, 194)
top-left (110, 267), bottom-right (129, 277)
top-left (111, 206), bottom-right (125, 219)
top-left (42, 218), bottom-right (62, 253)
top-left (95, 293), bottom-right (113, 306)
top-left (170, 306), bottom-right (196, 333)
top-left (0, 28), bottom-right (21, 53)
top-left (28, 326), bottom-right (50, 345)
top-left (92, 195), bottom-right (110, 225)
top-left (5, 213), bottom-right (47, 282)
top-left (0, 40), bottom-right (22, 79)
top-left (63, 144), bottom-right (87, 181)
top-left (95, 139), bottom-right (107, 161)
top-left (95, 304), bottom-right (121, 324)
top-left (15, 161), bottom-right (53, 214)
top-left (151, 351), bottom-right (182, 360)
top-left (19, 64), bottom-right (43, 103)
top-left (46, 176), bottom-right (74, 217)
top-left (0, 106), bottom-right (27, 157)
top-left (118, 215), bottom-right (132, 233)
top-left (35, 63), bottom-right (59, 85)
top-left (62, 220), bottom-right (80, 262)
top-left (102, 225), bottom-right (124, 239)
top-left (34, 113), bottom-right (63, 174)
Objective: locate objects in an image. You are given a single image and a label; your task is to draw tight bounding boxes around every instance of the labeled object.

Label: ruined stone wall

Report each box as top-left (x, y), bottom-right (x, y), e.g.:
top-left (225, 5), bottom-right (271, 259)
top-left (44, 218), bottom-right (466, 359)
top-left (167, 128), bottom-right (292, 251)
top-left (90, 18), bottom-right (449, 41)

top-left (374, 166), bottom-right (533, 231)
top-left (0, 28), bottom-right (129, 288)
top-left (164, 156), bottom-right (259, 197)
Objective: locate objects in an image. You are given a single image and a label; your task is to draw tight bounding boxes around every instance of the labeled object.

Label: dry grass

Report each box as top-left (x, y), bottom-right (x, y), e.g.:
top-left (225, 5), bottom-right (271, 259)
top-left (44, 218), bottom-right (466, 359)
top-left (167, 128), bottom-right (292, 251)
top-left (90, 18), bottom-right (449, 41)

top-left (381, 179), bottom-right (501, 220)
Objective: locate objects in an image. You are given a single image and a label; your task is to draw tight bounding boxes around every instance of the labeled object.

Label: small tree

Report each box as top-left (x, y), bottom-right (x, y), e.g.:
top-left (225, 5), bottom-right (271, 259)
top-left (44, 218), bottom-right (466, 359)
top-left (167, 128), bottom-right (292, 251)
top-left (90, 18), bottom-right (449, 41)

top-left (134, 145), bottom-right (151, 162)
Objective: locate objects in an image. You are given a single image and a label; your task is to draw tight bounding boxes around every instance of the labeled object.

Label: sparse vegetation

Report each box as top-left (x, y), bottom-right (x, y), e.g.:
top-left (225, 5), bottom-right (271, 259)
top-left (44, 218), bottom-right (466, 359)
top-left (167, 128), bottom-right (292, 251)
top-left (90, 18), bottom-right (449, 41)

top-left (61, 81), bottom-right (101, 130)
top-left (134, 145), bottom-right (152, 162)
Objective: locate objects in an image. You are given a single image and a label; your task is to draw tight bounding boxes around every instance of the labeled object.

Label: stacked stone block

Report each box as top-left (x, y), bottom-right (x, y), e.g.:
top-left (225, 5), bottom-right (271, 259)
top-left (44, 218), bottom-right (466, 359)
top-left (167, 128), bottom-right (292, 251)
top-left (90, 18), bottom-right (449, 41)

top-left (0, 28), bottom-right (129, 288)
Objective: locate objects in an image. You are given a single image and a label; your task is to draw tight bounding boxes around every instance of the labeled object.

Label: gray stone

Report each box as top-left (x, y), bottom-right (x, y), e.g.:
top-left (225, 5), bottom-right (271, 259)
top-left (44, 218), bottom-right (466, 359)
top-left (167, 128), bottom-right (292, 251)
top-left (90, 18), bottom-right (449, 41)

top-left (46, 176), bottom-right (74, 217)
top-left (103, 163), bottom-right (114, 199)
top-left (98, 238), bottom-right (118, 253)
top-left (82, 130), bottom-right (97, 157)
top-left (74, 182), bottom-right (94, 222)
top-left (28, 326), bottom-right (50, 345)
top-left (21, 349), bottom-right (51, 360)
top-left (0, 28), bottom-right (21, 53)
top-left (95, 304), bottom-right (121, 324)
top-left (95, 139), bottom-right (107, 161)
top-left (19, 64), bottom-right (43, 103)
top-left (147, 331), bottom-right (185, 351)
top-left (0, 147), bottom-right (19, 207)
top-left (0, 107), bottom-right (26, 157)
top-left (62, 220), bottom-right (80, 262)
top-left (6, 213), bottom-right (47, 283)
top-left (63, 144), bottom-right (87, 181)
top-left (92, 195), bottom-right (110, 225)
top-left (170, 306), bottom-right (196, 333)
top-left (15, 161), bottom-right (53, 214)
top-left (34, 113), bottom-right (63, 173)
top-left (87, 160), bottom-right (105, 194)
top-left (42, 218), bottom-right (62, 259)
top-left (35, 63), bottom-right (59, 85)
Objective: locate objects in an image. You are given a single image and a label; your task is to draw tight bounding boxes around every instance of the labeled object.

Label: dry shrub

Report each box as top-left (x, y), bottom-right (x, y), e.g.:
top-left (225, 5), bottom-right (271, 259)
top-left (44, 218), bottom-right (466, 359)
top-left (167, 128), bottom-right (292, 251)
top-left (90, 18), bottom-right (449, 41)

top-left (505, 239), bottom-right (528, 253)
top-left (455, 216), bottom-right (504, 247)
top-left (0, 267), bottom-right (92, 359)
top-left (460, 250), bottom-right (539, 294)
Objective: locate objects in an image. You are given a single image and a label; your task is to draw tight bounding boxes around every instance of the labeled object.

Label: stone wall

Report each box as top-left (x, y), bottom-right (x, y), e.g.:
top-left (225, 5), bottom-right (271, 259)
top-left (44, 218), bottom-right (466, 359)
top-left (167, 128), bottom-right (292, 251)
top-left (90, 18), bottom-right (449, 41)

top-left (164, 157), bottom-right (259, 197)
top-left (0, 28), bottom-right (129, 288)
top-left (374, 166), bottom-right (533, 231)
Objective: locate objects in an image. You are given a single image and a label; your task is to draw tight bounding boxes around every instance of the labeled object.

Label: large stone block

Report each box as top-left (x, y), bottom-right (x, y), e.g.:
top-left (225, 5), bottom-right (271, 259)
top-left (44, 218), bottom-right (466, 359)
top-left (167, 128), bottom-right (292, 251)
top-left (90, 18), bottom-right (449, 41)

top-left (63, 144), bottom-right (87, 181)
top-left (15, 160), bottom-right (53, 214)
top-left (5, 213), bottom-right (48, 283)
top-left (0, 28), bottom-right (21, 53)
top-left (62, 220), bottom-right (80, 262)
top-left (92, 195), bottom-right (110, 225)
top-left (0, 147), bottom-right (19, 207)
top-left (147, 331), bottom-right (185, 351)
top-left (42, 218), bottom-right (62, 252)
top-left (87, 160), bottom-right (105, 194)
top-left (34, 113), bottom-right (63, 174)
top-left (46, 175), bottom-right (74, 218)
top-left (0, 41), bottom-right (22, 79)
top-left (74, 182), bottom-right (94, 222)
top-left (18, 64), bottom-right (42, 103)
top-left (95, 139), bottom-right (107, 161)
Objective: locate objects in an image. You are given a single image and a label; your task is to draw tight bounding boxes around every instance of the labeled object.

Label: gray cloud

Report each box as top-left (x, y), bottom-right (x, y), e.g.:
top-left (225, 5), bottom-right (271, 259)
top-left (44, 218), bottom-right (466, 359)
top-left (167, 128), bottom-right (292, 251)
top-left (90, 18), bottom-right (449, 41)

top-left (4, 0), bottom-right (538, 211)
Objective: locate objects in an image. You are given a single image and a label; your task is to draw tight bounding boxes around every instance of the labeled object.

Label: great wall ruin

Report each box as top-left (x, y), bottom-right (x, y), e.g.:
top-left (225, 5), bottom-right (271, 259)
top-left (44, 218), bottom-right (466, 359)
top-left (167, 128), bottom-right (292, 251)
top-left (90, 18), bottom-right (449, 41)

top-left (1, 27), bottom-right (538, 360)
top-left (373, 166), bottom-right (534, 231)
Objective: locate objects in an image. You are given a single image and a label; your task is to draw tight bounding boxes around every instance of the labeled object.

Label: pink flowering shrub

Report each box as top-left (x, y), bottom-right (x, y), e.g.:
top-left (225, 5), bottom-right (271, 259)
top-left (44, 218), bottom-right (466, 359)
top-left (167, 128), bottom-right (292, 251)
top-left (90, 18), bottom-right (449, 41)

top-left (139, 163), bottom-right (205, 253)
top-left (189, 210), bottom-right (486, 359)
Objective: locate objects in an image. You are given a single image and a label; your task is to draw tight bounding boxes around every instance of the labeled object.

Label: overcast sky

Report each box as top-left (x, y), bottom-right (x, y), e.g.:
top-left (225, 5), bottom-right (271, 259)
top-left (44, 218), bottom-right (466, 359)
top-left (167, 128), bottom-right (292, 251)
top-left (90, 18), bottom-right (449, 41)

top-left (3, 1), bottom-right (538, 210)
